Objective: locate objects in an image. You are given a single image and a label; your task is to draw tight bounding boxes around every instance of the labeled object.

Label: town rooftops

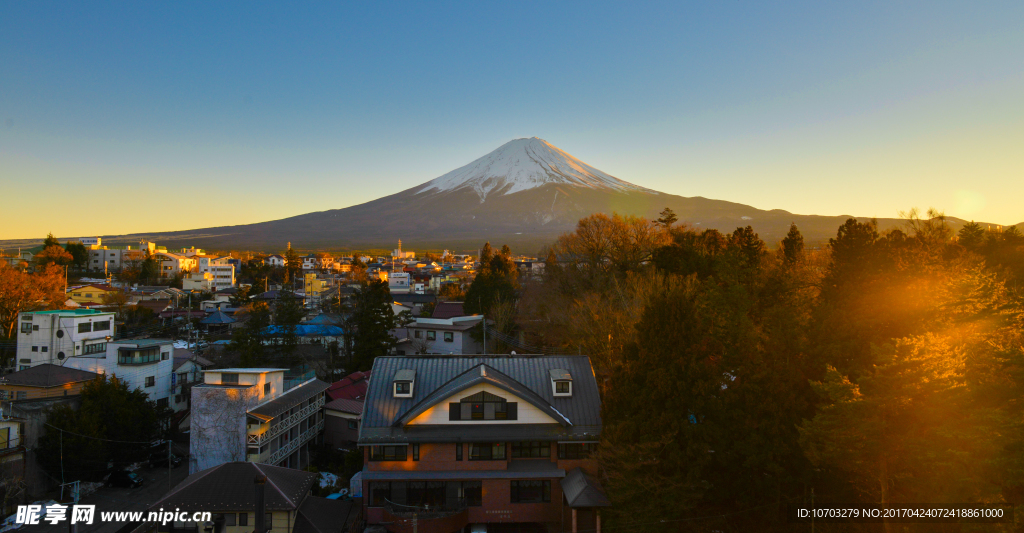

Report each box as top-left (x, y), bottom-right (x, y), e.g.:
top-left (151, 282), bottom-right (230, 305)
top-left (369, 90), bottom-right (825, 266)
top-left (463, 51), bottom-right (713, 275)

top-left (0, 364), bottom-right (99, 388)
top-left (359, 356), bottom-right (601, 445)
top-left (262, 325), bottom-right (344, 337)
top-left (172, 350), bottom-right (214, 370)
top-left (327, 370), bottom-right (371, 401)
top-left (148, 462), bottom-right (315, 512)
top-left (211, 368), bottom-right (288, 374)
top-left (324, 398), bottom-right (364, 415)
top-left (27, 309), bottom-right (111, 316)
top-left (200, 310), bottom-right (236, 325)
top-left (431, 301), bottom-right (466, 319)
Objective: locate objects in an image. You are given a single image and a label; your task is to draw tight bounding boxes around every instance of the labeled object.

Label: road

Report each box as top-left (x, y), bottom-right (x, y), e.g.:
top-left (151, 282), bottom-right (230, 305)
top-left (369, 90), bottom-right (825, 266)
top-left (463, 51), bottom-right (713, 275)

top-left (32, 447), bottom-right (191, 533)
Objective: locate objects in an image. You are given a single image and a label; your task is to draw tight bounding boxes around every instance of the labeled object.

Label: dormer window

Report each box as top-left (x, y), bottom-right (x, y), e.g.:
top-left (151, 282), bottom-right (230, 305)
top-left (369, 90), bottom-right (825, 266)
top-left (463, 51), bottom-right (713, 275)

top-left (393, 369), bottom-right (415, 398)
top-left (550, 369), bottom-right (572, 397)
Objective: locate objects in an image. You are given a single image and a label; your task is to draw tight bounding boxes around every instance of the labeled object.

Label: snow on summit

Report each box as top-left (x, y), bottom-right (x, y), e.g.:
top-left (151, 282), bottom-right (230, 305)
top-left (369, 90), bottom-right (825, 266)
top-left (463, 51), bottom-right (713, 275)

top-left (417, 137), bottom-right (652, 201)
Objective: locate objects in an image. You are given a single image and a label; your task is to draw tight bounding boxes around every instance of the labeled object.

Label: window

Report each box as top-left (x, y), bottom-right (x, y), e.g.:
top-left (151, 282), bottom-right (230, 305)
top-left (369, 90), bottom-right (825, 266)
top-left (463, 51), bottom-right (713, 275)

top-left (20, 322), bottom-right (32, 333)
top-left (145, 376), bottom-right (155, 387)
top-left (83, 343), bottom-right (105, 355)
top-left (558, 443), bottom-right (597, 459)
top-left (414, 330), bottom-right (422, 338)
top-left (444, 332), bottom-right (454, 342)
top-left (469, 442), bottom-right (505, 461)
top-left (32, 325), bottom-right (38, 331)
top-left (369, 445), bottom-right (408, 461)
top-left (41, 347), bottom-right (47, 353)
top-left (265, 513), bottom-right (273, 529)
top-left (157, 398), bottom-right (168, 409)
top-left (412, 443), bottom-right (420, 461)
top-left (369, 482), bottom-right (391, 506)
top-left (222, 373), bottom-right (239, 384)
top-left (511, 480), bottom-right (551, 503)
top-left (456, 443), bottom-right (462, 461)
top-left (78, 323), bottom-right (92, 333)
top-left (394, 382), bottom-right (411, 397)
top-left (16, 392), bottom-right (27, 400)
top-left (161, 352), bottom-right (169, 360)
top-left (223, 514), bottom-right (235, 526)
top-left (555, 381), bottom-right (571, 394)
top-left (31, 347), bottom-right (38, 352)
top-left (512, 441), bottom-right (551, 458)
top-left (264, 383), bottom-right (271, 395)
top-left (118, 347), bottom-right (159, 365)
top-left (369, 481), bottom-right (481, 508)
top-left (449, 391), bottom-right (517, 421)
top-left (93, 320), bottom-right (110, 331)
top-left (461, 481), bottom-right (482, 506)
top-left (238, 513), bottom-right (248, 527)
top-left (18, 366), bottom-right (29, 371)
top-left (347, 419), bottom-right (358, 430)
top-left (426, 331), bottom-right (436, 341)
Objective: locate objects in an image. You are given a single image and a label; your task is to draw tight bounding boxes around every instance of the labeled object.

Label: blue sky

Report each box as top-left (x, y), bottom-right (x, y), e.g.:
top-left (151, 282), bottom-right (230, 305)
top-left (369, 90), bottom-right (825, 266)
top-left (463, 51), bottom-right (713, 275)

top-left (1, 1), bottom-right (1022, 239)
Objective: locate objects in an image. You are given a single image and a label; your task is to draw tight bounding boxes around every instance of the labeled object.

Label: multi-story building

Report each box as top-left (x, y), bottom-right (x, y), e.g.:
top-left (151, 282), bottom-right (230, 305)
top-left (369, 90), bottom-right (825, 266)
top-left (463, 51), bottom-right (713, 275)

top-left (153, 252), bottom-right (197, 280)
top-left (193, 256), bottom-right (237, 291)
top-left (182, 272), bottom-right (215, 292)
top-left (301, 254), bottom-right (333, 271)
top-left (61, 339), bottom-right (176, 409)
top-left (14, 309), bottom-right (116, 370)
top-left (359, 356), bottom-right (608, 533)
top-left (189, 369), bottom-right (328, 474)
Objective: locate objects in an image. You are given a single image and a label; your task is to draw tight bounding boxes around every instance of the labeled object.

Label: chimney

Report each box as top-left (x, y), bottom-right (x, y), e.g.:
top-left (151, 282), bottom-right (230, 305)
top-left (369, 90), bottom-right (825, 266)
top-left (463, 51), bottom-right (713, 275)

top-left (254, 475), bottom-right (267, 533)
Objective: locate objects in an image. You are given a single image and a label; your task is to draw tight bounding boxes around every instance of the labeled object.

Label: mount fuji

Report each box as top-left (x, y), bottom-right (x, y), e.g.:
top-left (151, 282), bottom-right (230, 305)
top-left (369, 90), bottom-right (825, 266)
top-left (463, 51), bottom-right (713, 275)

top-left (85, 138), bottom-right (974, 251)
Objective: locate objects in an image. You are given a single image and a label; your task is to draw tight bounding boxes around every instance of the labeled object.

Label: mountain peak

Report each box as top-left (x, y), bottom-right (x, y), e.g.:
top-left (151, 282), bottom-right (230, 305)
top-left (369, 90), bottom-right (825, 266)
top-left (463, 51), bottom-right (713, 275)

top-left (416, 138), bottom-right (652, 201)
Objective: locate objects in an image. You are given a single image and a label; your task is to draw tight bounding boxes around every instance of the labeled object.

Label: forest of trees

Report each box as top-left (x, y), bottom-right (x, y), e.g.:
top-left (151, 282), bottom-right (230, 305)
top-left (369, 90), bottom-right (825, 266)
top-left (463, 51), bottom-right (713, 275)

top-left (465, 209), bottom-right (1024, 532)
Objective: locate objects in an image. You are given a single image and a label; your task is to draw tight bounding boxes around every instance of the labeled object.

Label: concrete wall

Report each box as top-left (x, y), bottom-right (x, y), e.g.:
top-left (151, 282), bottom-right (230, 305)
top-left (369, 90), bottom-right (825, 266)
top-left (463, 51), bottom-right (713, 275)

top-left (189, 385), bottom-right (262, 474)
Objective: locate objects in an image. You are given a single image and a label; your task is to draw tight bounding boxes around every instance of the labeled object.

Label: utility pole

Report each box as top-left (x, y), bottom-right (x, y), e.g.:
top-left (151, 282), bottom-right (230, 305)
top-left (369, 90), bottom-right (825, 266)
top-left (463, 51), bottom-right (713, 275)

top-left (167, 439), bottom-right (172, 493)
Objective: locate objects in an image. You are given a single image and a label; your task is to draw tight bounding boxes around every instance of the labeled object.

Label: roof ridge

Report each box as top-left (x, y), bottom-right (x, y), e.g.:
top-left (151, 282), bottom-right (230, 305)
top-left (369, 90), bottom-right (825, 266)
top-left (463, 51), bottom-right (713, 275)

top-left (253, 463), bottom-right (301, 508)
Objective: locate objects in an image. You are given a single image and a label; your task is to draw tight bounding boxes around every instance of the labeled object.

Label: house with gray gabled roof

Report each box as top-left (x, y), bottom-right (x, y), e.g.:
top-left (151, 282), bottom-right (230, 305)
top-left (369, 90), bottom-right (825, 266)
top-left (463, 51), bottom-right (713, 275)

top-left (359, 355), bottom-right (607, 533)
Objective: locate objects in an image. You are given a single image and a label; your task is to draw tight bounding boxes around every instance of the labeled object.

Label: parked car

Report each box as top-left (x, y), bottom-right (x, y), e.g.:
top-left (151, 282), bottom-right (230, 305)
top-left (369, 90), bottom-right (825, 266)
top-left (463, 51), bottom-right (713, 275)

top-left (149, 452), bottom-right (183, 469)
top-left (107, 470), bottom-right (143, 488)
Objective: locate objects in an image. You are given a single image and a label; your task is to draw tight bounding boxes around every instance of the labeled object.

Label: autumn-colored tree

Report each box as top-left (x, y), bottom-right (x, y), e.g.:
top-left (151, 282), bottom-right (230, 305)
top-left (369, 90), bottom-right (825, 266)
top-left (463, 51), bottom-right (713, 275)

top-left (34, 245), bottom-right (73, 268)
top-left (0, 264), bottom-right (65, 340)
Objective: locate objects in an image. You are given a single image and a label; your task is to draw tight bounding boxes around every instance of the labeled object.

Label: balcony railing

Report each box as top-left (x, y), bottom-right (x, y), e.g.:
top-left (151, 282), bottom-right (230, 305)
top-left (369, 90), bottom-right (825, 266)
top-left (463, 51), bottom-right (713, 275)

top-left (262, 418), bottom-right (323, 465)
top-left (383, 499), bottom-right (469, 519)
top-left (247, 395), bottom-right (324, 446)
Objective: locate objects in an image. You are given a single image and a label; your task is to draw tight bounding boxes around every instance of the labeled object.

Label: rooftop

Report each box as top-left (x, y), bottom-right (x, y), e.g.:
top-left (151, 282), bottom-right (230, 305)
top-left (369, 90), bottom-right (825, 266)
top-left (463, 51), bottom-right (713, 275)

top-left (29, 309), bottom-right (111, 316)
top-left (111, 339), bottom-right (173, 348)
top-left (0, 364), bottom-right (100, 388)
top-left (209, 368), bottom-right (288, 374)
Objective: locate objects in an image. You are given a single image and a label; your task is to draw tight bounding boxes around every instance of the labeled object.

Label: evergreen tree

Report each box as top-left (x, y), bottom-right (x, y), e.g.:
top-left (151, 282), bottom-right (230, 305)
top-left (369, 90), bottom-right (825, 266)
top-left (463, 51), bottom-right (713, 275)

top-left (64, 241), bottom-right (88, 270)
top-left (656, 207), bottom-right (678, 228)
top-left (464, 243), bottom-right (518, 316)
top-left (958, 221), bottom-right (986, 251)
top-left (274, 287), bottom-right (305, 364)
top-left (781, 223), bottom-right (804, 264)
top-left (284, 246), bottom-right (301, 284)
top-left (37, 375), bottom-right (164, 480)
top-left (231, 302), bottom-right (272, 367)
top-left (347, 279), bottom-right (399, 371)
top-left (42, 233), bottom-right (60, 249)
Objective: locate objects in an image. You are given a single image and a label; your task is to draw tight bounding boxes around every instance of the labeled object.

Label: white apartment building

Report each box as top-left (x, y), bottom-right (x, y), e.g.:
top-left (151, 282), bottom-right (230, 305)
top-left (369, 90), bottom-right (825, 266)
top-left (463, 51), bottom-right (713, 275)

top-left (14, 309), bottom-right (116, 370)
top-left (397, 315), bottom-right (485, 356)
top-left (388, 271), bottom-right (412, 294)
top-left (153, 252), bottom-right (197, 280)
top-left (190, 369), bottom-right (328, 473)
top-left (62, 339), bottom-right (176, 410)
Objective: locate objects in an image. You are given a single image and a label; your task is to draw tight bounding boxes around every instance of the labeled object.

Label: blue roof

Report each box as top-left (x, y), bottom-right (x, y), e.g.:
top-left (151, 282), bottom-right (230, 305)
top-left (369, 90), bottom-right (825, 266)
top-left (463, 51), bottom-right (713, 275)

top-left (200, 310), bottom-right (236, 324)
top-left (261, 325), bottom-right (345, 337)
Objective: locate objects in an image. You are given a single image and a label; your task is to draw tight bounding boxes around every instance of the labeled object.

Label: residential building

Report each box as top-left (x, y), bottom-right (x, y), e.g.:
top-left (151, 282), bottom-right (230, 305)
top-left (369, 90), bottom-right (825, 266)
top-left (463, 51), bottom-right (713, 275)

top-left (0, 414), bottom-right (27, 515)
top-left (153, 252), bottom-right (197, 280)
top-left (359, 356), bottom-right (608, 533)
top-left (144, 462), bottom-right (358, 533)
top-left (301, 254), bottom-right (333, 271)
top-left (14, 309), bottom-right (116, 370)
top-left (66, 284), bottom-right (120, 305)
top-left (183, 272), bottom-right (215, 292)
top-left (62, 339), bottom-right (176, 410)
top-left (391, 292), bottom-right (436, 315)
top-left (194, 256), bottom-right (236, 290)
top-left (0, 365), bottom-right (100, 400)
top-left (189, 369), bottom-right (328, 473)
top-left (398, 316), bottom-right (483, 355)
top-left (87, 246), bottom-right (146, 272)
top-left (303, 273), bottom-right (328, 308)
top-left (265, 254), bottom-right (286, 267)
top-left (171, 350), bottom-right (213, 412)
top-left (324, 398), bottom-right (362, 450)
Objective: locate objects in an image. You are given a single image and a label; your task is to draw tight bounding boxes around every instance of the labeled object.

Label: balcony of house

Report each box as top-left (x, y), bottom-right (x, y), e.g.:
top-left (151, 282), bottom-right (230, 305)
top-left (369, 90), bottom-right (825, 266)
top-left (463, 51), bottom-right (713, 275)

top-left (380, 500), bottom-right (469, 533)
top-left (116, 347), bottom-right (163, 366)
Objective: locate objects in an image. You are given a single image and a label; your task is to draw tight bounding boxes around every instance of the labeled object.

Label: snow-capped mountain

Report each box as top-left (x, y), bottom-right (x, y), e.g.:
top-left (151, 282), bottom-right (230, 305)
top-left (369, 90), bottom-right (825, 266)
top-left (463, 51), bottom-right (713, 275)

top-left (417, 137), bottom-right (654, 201)
top-left (91, 138), bottom-right (964, 250)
